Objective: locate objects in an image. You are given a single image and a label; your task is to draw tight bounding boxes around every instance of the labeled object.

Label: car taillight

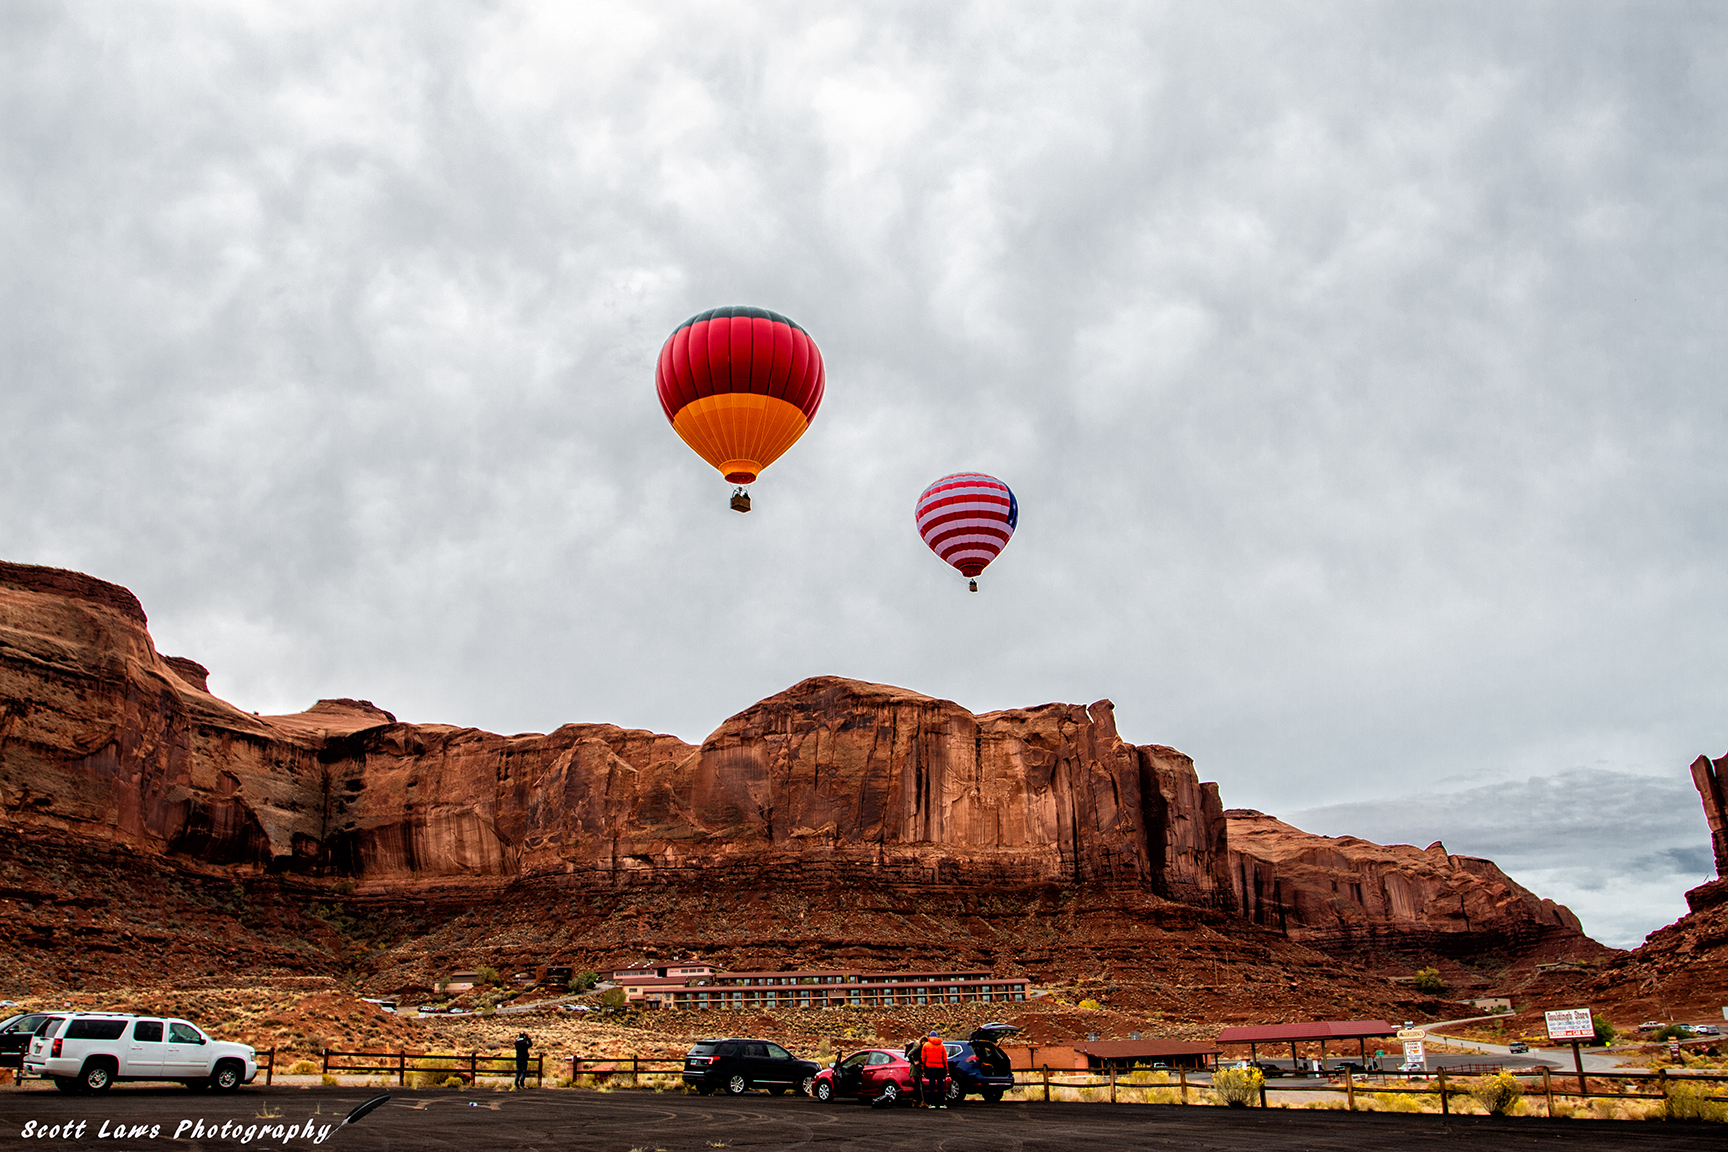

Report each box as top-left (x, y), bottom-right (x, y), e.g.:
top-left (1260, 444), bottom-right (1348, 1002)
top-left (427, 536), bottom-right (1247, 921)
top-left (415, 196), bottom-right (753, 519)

top-left (51, 1040), bottom-right (62, 1058)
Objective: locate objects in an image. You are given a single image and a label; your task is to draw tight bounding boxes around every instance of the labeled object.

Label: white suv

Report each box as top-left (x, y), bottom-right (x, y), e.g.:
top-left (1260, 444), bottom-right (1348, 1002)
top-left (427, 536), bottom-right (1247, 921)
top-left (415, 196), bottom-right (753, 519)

top-left (24, 1013), bottom-right (257, 1092)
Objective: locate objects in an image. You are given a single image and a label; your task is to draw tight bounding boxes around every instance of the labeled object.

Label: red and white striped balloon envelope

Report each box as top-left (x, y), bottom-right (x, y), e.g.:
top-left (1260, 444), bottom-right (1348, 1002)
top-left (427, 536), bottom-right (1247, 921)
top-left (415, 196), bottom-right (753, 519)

top-left (915, 472), bottom-right (1018, 584)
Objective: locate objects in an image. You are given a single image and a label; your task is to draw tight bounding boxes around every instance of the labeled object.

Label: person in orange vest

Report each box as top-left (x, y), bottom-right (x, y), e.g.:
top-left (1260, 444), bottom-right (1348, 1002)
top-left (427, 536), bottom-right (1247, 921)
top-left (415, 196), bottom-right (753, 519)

top-left (918, 1032), bottom-right (951, 1107)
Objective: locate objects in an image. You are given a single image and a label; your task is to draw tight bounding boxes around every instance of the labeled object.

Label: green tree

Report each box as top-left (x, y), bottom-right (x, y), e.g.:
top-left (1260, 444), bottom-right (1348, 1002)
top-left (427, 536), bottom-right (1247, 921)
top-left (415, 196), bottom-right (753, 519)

top-left (476, 966), bottom-right (501, 986)
top-left (1412, 967), bottom-right (1446, 994)
top-left (1590, 1014), bottom-right (1616, 1046)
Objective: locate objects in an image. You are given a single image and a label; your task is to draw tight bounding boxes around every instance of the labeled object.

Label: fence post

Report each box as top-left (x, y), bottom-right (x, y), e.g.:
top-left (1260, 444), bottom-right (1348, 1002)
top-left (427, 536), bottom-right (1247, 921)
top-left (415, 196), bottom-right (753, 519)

top-left (1344, 1068), bottom-right (1353, 1111)
top-left (1259, 1075), bottom-right (1268, 1109)
top-left (1437, 1069), bottom-right (1448, 1115)
top-left (633, 1056), bottom-right (640, 1087)
top-left (572, 1055), bottom-right (580, 1081)
top-left (398, 1052), bottom-right (406, 1088)
top-left (322, 1049), bottom-right (330, 1076)
top-left (1542, 1065), bottom-right (1554, 1116)
top-left (1179, 1068), bottom-right (1187, 1105)
top-left (1657, 1067), bottom-right (1670, 1121)
top-left (1109, 1065), bottom-right (1116, 1104)
top-left (1042, 1065), bottom-right (1050, 1102)
top-left (469, 1053), bottom-right (477, 1084)
top-left (534, 1055), bottom-right (543, 1087)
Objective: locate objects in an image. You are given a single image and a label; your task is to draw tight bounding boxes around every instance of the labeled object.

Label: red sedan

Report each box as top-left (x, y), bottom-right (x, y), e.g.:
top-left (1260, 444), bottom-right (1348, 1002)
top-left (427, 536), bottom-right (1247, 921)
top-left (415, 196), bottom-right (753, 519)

top-left (811, 1048), bottom-right (917, 1105)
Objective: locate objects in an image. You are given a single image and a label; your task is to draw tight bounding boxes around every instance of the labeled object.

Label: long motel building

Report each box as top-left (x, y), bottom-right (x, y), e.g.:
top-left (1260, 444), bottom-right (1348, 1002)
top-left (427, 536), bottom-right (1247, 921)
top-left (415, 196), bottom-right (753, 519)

top-left (608, 962), bottom-right (1030, 1010)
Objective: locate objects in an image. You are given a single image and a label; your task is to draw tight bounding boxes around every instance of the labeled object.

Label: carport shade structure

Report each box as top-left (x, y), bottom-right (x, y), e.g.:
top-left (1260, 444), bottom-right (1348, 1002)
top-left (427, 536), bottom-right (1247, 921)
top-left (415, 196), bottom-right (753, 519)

top-left (1070, 1040), bottom-right (1221, 1071)
top-left (1214, 1020), bottom-right (1399, 1069)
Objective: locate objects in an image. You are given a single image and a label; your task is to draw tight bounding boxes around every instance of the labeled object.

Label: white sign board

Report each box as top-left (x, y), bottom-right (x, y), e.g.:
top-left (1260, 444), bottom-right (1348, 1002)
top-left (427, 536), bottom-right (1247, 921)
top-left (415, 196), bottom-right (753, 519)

top-left (1545, 1007), bottom-right (1594, 1042)
top-left (1402, 1039), bottom-right (1425, 1067)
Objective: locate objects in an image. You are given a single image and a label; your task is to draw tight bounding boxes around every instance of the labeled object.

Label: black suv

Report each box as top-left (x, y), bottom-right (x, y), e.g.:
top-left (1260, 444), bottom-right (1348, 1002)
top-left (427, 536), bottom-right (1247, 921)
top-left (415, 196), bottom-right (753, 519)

top-left (904, 1023), bottom-right (1019, 1104)
top-left (683, 1038), bottom-right (820, 1097)
top-left (0, 1013), bottom-right (50, 1070)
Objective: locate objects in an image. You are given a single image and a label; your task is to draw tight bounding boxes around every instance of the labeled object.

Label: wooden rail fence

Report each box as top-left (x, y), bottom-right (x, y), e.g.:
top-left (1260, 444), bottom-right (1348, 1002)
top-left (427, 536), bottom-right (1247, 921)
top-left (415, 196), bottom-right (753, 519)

top-left (321, 1050), bottom-right (543, 1087)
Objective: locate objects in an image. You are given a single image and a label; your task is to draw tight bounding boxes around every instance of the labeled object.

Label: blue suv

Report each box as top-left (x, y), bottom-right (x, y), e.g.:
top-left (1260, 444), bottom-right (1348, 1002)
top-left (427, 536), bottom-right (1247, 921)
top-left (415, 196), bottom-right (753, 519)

top-left (903, 1023), bottom-right (1019, 1104)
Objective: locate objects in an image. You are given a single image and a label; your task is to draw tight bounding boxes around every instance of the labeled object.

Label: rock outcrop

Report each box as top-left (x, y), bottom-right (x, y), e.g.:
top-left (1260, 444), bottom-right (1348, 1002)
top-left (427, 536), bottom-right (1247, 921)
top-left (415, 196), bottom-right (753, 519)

top-left (1, 559), bottom-right (1587, 964)
top-left (1227, 810), bottom-right (1593, 956)
top-left (1692, 752), bottom-right (1728, 877)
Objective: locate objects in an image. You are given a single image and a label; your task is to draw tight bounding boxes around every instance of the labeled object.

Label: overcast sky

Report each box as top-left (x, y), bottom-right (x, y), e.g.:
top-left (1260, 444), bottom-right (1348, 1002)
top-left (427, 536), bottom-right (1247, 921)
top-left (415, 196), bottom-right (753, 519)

top-left (3, 2), bottom-right (1723, 948)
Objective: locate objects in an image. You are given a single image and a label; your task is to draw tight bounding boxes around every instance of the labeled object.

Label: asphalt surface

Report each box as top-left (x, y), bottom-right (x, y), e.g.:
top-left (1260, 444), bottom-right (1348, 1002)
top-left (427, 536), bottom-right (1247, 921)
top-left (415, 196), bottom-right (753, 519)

top-left (1, 1086), bottom-right (1721, 1151)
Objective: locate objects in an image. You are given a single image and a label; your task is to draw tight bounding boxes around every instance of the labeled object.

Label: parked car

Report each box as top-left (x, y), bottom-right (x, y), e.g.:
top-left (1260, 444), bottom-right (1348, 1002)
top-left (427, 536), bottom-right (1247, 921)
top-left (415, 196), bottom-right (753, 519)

top-left (682, 1038), bottom-right (819, 1097)
top-left (1694, 1025), bottom-right (1721, 1037)
top-left (23, 1013), bottom-right (257, 1092)
top-left (812, 1048), bottom-right (916, 1105)
top-left (0, 1013), bottom-right (52, 1070)
top-left (1508, 1041), bottom-right (1529, 1054)
top-left (1245, 1060), bottom-right (1286, 1078)
top-left (926, 1024), bottom-right (1018, 1104)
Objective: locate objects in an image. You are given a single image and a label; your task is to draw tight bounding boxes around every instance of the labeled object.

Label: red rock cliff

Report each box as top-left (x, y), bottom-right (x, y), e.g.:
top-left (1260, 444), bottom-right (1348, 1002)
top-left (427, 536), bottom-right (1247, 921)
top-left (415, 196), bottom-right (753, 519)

top-left (2, 560), bottom-right (1595, 961)
top-left (1227, 810), bottom-right (1593, 955)
top-left (0, 562), bottom-right (1232, 902)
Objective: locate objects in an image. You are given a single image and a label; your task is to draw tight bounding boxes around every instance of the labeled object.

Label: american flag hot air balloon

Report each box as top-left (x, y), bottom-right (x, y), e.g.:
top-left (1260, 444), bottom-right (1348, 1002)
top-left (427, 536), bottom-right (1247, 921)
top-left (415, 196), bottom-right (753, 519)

top-left (655, 306), bottom-right (825, 511)
top-left (915, 472), bottom-right (1018, 592)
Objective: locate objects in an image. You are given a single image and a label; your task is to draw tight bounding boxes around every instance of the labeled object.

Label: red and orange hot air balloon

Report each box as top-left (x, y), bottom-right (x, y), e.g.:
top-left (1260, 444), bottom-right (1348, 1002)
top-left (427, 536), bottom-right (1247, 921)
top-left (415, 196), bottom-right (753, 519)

top-left (655, 306), bottom-right (825, 511)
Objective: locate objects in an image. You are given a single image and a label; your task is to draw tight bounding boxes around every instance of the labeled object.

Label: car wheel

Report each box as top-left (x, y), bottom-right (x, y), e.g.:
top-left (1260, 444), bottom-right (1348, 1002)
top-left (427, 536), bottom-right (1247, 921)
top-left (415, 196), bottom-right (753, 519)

top-left (80, 1061), bottom-right (115, 1092)
top-left (982, 1088), bottom-right (1004, 1103)
top-left (211, 1061), bottom-right (243, 1092)
top-left (725, 1073), bottom-right (748, 1096)
top-left (798, 1074), bottom-right (815, 1097)
top-left (52, 1077), bottom-right (80, 1094)
top-left (945, 1080), bottom-right (966, 1106)
top-left (813, 1080), bottom-right (833, 1102)
top-left (874, 1081), bottom-right (900, 1107)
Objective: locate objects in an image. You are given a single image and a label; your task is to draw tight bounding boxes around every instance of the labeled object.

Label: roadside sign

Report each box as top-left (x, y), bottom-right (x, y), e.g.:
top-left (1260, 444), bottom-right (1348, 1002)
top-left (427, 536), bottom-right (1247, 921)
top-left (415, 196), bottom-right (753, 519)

top-left (1395, 1028), bottom-right (1426, 1041)
top-left (1402, 1038), bottom-right (1425, 1067)
top-left (1670, 1040), bottom-right (1683, 1060)
top-left (1545, 1008), bottom-right (1594, 1042)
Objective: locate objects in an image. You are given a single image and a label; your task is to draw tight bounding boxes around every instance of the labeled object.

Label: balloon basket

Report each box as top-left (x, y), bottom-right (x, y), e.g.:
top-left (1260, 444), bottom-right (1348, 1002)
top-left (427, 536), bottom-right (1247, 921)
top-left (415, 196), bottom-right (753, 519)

top-left (729, 488), bottom-right (752, 513)
top-left (968, 580), bottom-right (978, 593)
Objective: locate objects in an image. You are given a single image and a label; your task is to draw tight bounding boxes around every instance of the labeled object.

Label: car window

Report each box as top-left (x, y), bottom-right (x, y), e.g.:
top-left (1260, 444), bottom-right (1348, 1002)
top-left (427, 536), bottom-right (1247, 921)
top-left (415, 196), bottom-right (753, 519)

top-left (133, 1021), bottom-right (164, 1042)
top-left (866, 1052), bottom-right (894, 1066)
top-left (36, 1018), bottom-right (66, 1038)
top-left (839, 1052), bottom-right (868, 1070)
top-left (66, 1019), bottom-right (128, 1040)
top-left (169, 1023), bottom-right (202, 1044)
top-left (689, 1043), bottom-right (719, 1056)
top-left (744, 1043), bottom-right (768, 1058)
top-left (764, 1043), bottom-right (791, 1061)
top-left (944, 1043), bottom-right (963, 1058)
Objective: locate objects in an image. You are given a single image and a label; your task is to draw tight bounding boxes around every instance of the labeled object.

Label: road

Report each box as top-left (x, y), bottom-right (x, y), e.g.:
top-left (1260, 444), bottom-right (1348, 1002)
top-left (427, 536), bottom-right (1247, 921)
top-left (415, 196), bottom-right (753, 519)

top-left (1425, 1016), bottom-right (1635, 1073)
top-left (1, 1086), bottom-right (1719, 1151)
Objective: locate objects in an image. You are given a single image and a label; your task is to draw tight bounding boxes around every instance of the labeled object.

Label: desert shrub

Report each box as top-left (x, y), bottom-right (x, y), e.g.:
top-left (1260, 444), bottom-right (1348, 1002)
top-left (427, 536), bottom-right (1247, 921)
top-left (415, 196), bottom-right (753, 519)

top-left (442, 1075), bottom-right (465, 1089)
top-left (1077, 999), bottom-right (1103, 1011)
top-left (1667, 1080), bottom-right (1728, 1122)
top-left (1412, 967), bottom-right (1446, 994)
top-left (1653, 1024), bottom-right (1688, 1042)
top-left (1589, 1015), bottom-right (1616, 1046)
top-left (1212, 1067), bottom-right (1263, 1107)
top-left (320, 1074), bottom-right (338, 1086)
top-left (410, 1057), bottom-right (459, 1088)
top-left (476, 966), bottom-right (501, 986)
top-left (287, 1060), bottom-right (320, 1075)
top-left (1469, 1072), bottom-right (1524, 1116)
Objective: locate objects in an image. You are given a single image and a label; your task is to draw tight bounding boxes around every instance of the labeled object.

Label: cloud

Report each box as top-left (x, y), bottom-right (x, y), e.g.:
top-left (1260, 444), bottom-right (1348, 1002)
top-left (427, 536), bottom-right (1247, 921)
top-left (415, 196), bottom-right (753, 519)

top-left (2, 3), bottom-right (1725, 939)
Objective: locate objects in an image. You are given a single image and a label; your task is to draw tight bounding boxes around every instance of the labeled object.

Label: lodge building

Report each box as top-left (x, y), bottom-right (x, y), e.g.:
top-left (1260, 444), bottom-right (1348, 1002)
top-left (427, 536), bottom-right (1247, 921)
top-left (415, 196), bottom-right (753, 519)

top-left (609, 961), bottom-right (1029, 1010)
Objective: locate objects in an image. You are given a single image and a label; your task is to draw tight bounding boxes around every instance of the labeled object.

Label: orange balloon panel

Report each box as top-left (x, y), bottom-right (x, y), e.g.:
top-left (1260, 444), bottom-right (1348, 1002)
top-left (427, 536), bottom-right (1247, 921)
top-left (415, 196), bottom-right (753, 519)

top-left (670, 393), bottom-right (810, 484)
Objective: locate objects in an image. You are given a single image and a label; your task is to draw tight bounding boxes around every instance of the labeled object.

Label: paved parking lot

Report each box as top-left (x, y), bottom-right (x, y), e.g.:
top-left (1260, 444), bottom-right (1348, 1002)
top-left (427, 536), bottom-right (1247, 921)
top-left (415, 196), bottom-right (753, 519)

top-left (0, 1085), bottom-right (1720, 1151)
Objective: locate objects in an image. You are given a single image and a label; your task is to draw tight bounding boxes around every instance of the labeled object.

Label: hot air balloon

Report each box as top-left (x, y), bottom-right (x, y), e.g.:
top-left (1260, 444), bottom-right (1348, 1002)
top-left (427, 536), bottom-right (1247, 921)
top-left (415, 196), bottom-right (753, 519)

top-left (654, 306), bottom-right (825, 511)
top-left (915, 472), bottom-right (1018, 591)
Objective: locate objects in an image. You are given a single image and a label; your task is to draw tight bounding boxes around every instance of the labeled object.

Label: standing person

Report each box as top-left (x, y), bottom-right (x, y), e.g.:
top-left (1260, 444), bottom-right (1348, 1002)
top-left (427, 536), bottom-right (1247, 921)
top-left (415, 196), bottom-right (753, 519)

top-left (514, 1032), bottom-right (532, 1089)
top-left (919, 1032), bottom-right (950, 1108)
